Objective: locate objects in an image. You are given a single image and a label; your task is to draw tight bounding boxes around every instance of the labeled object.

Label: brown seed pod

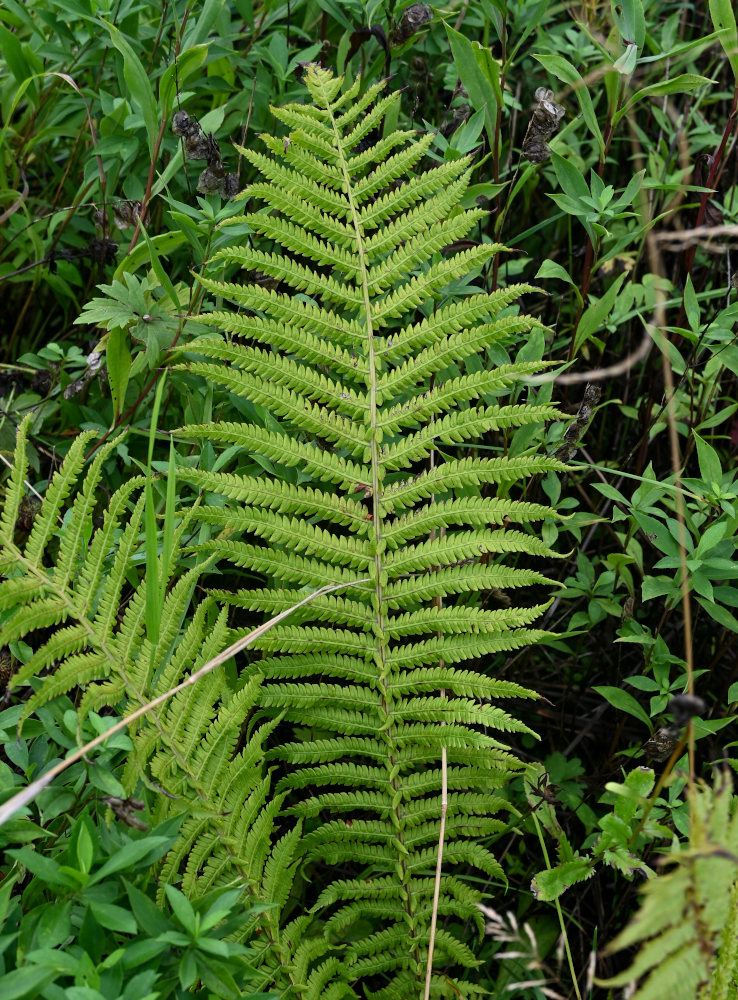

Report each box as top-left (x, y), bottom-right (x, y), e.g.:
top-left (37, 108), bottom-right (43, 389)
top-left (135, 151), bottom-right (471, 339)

top-left (522, 87), bottom-right (565, 164)
top-left (391, 3), bottom-right (433, 46)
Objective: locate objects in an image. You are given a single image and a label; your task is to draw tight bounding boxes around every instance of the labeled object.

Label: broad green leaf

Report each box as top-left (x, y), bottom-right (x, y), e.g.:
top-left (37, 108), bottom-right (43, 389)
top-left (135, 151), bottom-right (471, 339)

top-left (124, 880), bottom-right (173, 936)
top-left (693, 432), bottom-right (723, 487)
top-left (88, 836), bottom-right (172, 884)
top-left (0, 965), bottom-right (57, 999)
top-left (137, 221), bottom-right (180, 310)
top-left (575, 272), bottom-right (628, 354)
top-left (615, 74), bottom-right (713, 122)
top-left (114, 232), bottom-right (190, 281)
top-left (444, 22), bottom-right (498, 144)
top-left (101, 21), bottom-right (159, 154)
top-left (159, 44), bottom-right (209, 121)
top-left (165, 884), bottom-right (197, 934)
top-left (593, 685), bottom-right (652, 730)
top-left (611, 0), bottom-right (646, 48)
top-left (683, 275), bottom-right (700, 334)
top-left (709, 0), bottom-right (738, 79)
top-left (106, 328), bottom-right (132, 422)
top-left (535, 259), bottom-right (575, 284)
top-left (551, 151), bottom-right (590, 203)
top-left (696, 597), bottom-right (738, 634)
top-left (89, 901), bottom-right (138, 934)
top-left (5, 847), bottom-right (79, 888)
top-left (75, 822), bottom-right (94, 874)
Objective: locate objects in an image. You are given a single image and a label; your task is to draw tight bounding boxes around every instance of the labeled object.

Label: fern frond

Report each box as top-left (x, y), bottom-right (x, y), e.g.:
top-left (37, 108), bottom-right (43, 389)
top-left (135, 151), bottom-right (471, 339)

top-left (381, 405), bottom-right (561, 468)
top-left (0, 419), bottom-right (311, 998)
top-left (178, 423), bottom-right (370, 489)
top-left (600, 773), bottom-right (738, 1000)
top-left (177, 66), bottom-right (564, 996)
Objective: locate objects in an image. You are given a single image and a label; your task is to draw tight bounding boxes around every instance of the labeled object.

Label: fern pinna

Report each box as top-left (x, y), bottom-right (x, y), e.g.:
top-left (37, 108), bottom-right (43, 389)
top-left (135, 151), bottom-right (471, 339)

top-left (177, 66), bottom-right (565, 997)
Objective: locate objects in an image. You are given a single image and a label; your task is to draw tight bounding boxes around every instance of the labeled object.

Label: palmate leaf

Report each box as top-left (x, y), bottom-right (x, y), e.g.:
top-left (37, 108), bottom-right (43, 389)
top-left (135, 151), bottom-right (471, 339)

top-left (173, 65), bottom-right (565, 997)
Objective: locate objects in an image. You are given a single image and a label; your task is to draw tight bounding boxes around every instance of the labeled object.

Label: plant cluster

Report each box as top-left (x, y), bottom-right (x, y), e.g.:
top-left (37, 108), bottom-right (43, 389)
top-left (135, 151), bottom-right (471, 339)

top-left (1, 1), bottom-right (738, 998)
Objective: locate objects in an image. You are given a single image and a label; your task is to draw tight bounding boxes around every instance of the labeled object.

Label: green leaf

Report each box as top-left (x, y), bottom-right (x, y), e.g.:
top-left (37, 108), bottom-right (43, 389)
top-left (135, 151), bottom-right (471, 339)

top-left (88, 837), bottom-right (173, 884)
top-left (615, 74), bottom-right (713, 122)
top-left (531, 53), bottom-right (604, 155)
top-left (695, 597), bottom-right (738, 634)
top-left (137, 221), bottom-right (180, 310)
top-left (113, 232), bottom-right (189, 282)
top-left (535, 259), bottom-right (575, 285)
top-left (106, 328), bottom-right (132, 422)
top-left (124, 881), bottom-right (173, 936)
top-left (531, 857), bottom-right (595, 901)
top-left (0, 965), bottom-right (58, 999)
top-left (5, 847), bottom-right (79, 888)
top-left (75, 822), bottom-right (94, 874)
top-left (159, 44), bottom-right (209, 121)
top-left (101, 21), bottom-right (159, 154)
top-left (165, 885), bottom-right (198, 935)
top-left (709, 0), bottom-right (738, 79)
top-left (574, 272), bottom-right (627, 354)
top-left (593, 685), bottom-right (652, 730)
top-left (444, 22), bottom-right (498, 144)
top-left (89, 901), bottom-right (138, 934)
top-left (683, 275), bottom-right (700, 333)
top-left (551, 151), bottom-right (590, 203)
top-left (693, 432), bottom-right (723, 487)
top-left (611, 0), bottom-right (646, 48)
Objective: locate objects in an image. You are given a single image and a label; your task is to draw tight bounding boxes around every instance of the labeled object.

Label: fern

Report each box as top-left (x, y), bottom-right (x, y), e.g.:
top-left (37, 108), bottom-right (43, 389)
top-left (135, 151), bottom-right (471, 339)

top-left (0, 419), bottom-right (327, 998)
top-left (599, 772), bottom-right (738, 1000)
top-left (176, 67), bottom-right (565, 997)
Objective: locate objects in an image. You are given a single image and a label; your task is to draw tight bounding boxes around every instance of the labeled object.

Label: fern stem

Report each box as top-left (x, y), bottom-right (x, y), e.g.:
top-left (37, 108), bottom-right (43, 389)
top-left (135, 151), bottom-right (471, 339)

top-left (325, 79), bottom-right (423, 977)
top-left (531, 810), bottom-right (583, 1000)
top-left (424, 742), bottom-right (447, 1000)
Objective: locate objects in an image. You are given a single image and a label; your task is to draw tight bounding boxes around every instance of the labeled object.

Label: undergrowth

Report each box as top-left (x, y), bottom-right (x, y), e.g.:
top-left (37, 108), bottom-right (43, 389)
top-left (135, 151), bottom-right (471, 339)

top-left (1, 1), bottom-right (738, 997)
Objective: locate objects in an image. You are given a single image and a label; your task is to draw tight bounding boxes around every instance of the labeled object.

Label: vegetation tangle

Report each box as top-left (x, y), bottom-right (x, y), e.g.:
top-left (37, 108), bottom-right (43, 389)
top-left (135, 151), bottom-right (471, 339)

top-left (1, 3), bottom-right (738, 1000)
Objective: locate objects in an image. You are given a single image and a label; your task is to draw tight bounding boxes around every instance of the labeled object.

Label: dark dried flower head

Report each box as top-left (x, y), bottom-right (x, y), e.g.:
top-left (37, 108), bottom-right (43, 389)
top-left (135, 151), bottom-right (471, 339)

top-left (0, 648), bottom-right (13, 693)
top-left (391, 3), bottom-right (433, 45)
top-left (642, 724), bottom-right (682, 762)
top-left (223, 173), bottom-right (240, 198)
top-left (669, 694), bottom-right (706, 726)
top-left (88, 238), bottom-right (119, 266)
top-left (113, 200), bottom-right (143, 230)
top-left (171, 109), bottom-right (195, 136)
top-left (523, 87), bottom-right (565, 164)
top-left (198, 166), bottom-right (225, 195)
top-left (16, 495), bottom-right (42, 533)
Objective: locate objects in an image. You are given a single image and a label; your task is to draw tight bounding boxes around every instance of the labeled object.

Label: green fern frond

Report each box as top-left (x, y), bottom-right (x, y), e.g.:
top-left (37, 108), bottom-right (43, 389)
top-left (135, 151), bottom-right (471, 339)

top-left (0, 418), bottom-right (312, 997)
top-left (600, 772), bottom-right (738, 1000)
top-left (174, 66), bottom-right (565, 996)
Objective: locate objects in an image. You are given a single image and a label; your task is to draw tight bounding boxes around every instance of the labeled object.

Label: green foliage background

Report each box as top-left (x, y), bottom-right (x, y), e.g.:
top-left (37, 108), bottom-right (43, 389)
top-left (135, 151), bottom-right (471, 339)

top-left (1, 0), bottom-right (738, 997)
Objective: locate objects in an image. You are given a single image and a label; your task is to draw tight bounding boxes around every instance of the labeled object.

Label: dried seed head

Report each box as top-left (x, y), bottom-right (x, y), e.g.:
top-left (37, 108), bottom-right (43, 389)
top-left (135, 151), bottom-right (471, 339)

top-left (668, 694), bottom-right (706, 726)
top-left (522, 88), bottom-right (565, 164)
top-left (391, 3), bottom-right (433, 45)
top-left (113, 200), bottom-right (143, 230)
top-left (172, 109), bottom-right (196, 136)
top-left (16, 495), bottom-right (42, 533)
top-left (642, 724), bottom-right (682, 762)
